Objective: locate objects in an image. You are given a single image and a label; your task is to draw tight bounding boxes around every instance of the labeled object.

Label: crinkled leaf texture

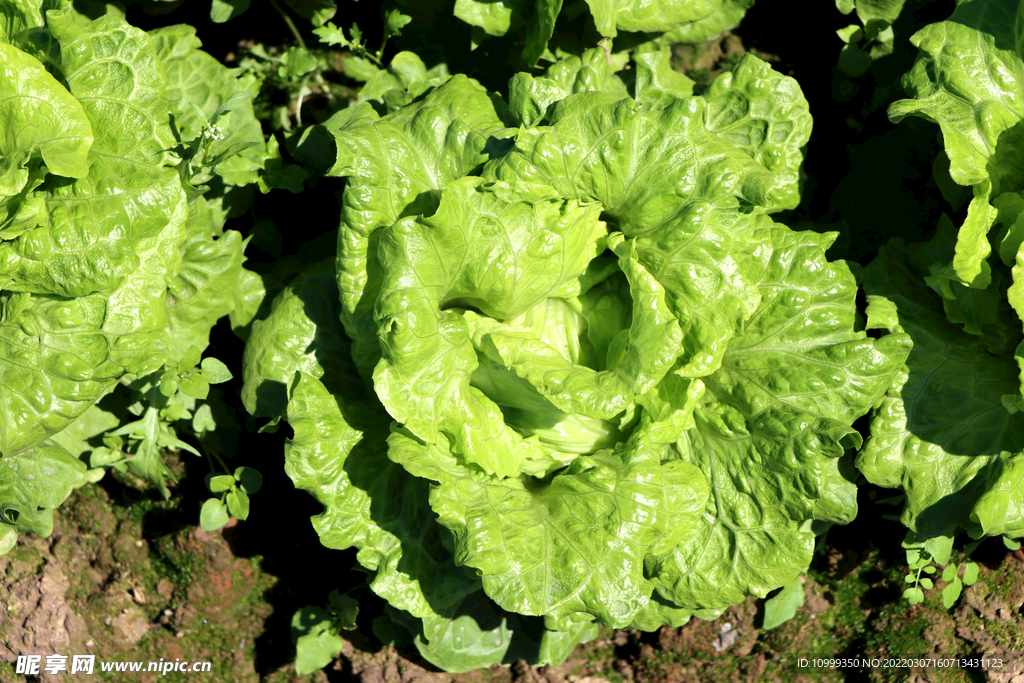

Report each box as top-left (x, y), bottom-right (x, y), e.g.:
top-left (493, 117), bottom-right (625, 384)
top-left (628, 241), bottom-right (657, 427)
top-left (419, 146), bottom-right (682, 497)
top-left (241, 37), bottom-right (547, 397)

top-left (326, 75), bottom-right (510, 379)
top-left (0, 443), bottom-right (87, 537)
top-left (282, 372), bottom-right (599, 671)
top-left (889, 0), bottom-right (1024, 291)
top-left (859, 235), bottom-right (1024, 541)
top-left (241, 260), bottom-right (355, 419)
top-left (260, 55), bottom-right (904, 672)
top-left (0, 2), bottom-right (262, 546)
top-left (164, 195), bottom-right (256, 365)
top-left (890, 0), bottom-right (1024, 404)
top-left (861, 0), bottom-right (1024, 543)
top-left (646, 222), bottom-right (908, 615)
top-left (1, 4), bottom-right (186, 468)
top-left (585, 0), bottom-right (752, 38)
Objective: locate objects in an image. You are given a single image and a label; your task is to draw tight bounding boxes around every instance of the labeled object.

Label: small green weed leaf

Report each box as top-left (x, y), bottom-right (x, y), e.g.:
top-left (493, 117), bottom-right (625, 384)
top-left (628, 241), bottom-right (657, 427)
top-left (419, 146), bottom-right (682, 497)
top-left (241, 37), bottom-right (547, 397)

top-left (179, 375), bottom-right (211, 400)
top-left (187, 102), bottom-right (208, 126)
top-left (279, 47), bottom-right (319, 79)
top-left (920, 578), bottom-right (934, 590)
top-left (209, 474), bottom-right (236, 493)
top-left (838, 43), bottom-right (872, 77)
top-left (327, 590), bottom-right (359, 630)
top-left (109, 410), bottom-right (160, 445)
top-left (258, 134), bottom-right (309, 193)
top-left (762, 578), bottom-right (805, 630)
top-left (179, 346), bottom-right (202, 374)
top-left (909, 556), bottom-right (930, 570)
top-left (291, 605), bottom-right (333, 640)
top-left (192, 404), bottom-right (217, 433)
top-left (159, 377), bottom-right (178, 397)
top-left (89, 447), bottom-right (125, 468)
top-left (903, 587), bottom-right (925, 604)
top-left (341, 56), bottom-right (379, 81)
top-left (291, 604), bottom-right (348, 673)
top-left (962, 562), bottom-right (979, 586)
top-left (295, 631), bottom-right (345, 675)
top-left (257, 418), bottom-right (281, 434)
top-left (1003, 537), bottom-right (1021, 551)
top-left (942, 579), bottom-right (963, 609)
top-left (212, 91), bottom-right (254, 121)
top-left (210, 0), bottom-right (250, 22)
top-left (200, 498), bottom-right (231, 531)
top-left (836, 25), bottom-right (862, 43)
top-left (313, 22), bottom-right (351, 48)
top-left (234, 466), bottom-right (263, 494)
top-left (161, 401), bottom-right (188, 422)
top-left (227, 489), bottom-right (250, 520)
top-left (383, 9), bottom-right (411, 41)
top-left (941, 564), bottom-right (958, 582)
top-left (207, 141), bottom-right (261, 169)
top-left (904, 573), bottom-right (917, 583)
top-left (922, 565), bottom-right (936, 574)
top-left (200, 357), bottom-right (233, 384)
top-left (158, 434), bottom-right (201, 457)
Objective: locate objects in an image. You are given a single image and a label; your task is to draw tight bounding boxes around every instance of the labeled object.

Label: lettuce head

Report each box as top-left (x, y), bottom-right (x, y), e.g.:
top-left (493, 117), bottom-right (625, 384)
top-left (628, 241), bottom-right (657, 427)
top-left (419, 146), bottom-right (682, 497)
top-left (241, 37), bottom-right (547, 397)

top-left (242, 49), bottom-right (908, 672)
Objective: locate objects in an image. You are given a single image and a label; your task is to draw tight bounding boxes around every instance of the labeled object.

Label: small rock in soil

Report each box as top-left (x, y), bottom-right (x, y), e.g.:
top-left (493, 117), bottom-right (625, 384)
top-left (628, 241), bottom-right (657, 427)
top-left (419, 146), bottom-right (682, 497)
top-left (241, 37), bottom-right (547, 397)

top-left (712, 622), bottom-right (739, 652)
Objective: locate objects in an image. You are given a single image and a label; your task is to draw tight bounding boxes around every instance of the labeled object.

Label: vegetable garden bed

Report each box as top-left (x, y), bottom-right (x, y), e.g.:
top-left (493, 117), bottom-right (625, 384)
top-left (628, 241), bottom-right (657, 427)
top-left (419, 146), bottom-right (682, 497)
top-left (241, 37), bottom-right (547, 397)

top-left (2, 0), bottom-right (1023, 681)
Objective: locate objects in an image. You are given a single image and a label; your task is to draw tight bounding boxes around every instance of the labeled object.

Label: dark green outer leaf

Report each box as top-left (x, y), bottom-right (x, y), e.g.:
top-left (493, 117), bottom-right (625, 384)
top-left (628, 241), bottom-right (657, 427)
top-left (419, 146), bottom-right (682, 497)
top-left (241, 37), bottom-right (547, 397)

top-left (859, 237), bottom-right (1024, 540)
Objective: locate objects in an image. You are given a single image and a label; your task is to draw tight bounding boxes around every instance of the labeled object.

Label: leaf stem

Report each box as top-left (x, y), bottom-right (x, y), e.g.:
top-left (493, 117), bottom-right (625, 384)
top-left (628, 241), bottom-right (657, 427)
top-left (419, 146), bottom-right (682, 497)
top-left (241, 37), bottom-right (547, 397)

top-left (267, 0), bottom-right (307, 51)
top-left (207, 442), bottom-right (231, 474)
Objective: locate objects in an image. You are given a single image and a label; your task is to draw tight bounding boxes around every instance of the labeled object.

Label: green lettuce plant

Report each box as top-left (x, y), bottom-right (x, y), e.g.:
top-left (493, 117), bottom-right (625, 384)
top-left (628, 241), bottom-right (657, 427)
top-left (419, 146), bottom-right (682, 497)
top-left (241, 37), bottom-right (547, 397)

top-left (242, 45), bottom-right (908, 672)
top-left (0, 0), bottom-right (265, 552)
top-left (858, 0), bottom-right (1024, 553)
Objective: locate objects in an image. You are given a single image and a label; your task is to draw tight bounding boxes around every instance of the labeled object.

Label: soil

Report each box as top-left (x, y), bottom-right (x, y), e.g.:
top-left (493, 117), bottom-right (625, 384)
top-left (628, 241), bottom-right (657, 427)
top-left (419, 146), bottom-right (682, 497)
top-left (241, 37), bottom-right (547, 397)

top-left (2, 470), bottom-right (1023, 683)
